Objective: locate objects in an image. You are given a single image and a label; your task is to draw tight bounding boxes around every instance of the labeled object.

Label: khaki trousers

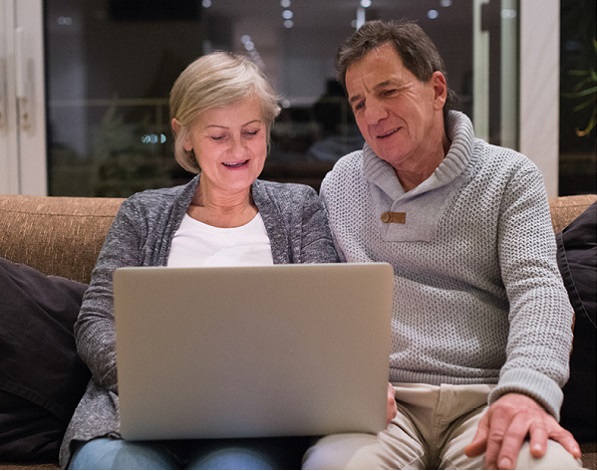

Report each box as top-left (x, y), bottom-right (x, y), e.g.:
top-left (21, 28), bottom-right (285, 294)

top-left (302, 383), bottom-right (582, 470)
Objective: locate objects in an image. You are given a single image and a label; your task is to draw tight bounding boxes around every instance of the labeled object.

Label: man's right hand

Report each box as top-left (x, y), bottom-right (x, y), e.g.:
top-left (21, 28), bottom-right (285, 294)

top-left (386, 382), bottom-right (397, 427)
top-left (464, 393), bottom-right (581, 469)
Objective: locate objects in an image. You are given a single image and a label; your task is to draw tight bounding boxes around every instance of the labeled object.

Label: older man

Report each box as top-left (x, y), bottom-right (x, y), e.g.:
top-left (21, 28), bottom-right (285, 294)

top-left (303, 20), bottom-right (582, 470)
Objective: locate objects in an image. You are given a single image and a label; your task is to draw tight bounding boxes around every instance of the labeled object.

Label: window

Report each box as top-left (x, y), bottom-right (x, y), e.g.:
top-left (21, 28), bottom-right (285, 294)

top-left (44, 0), bottom-right (518, 197)
top-left (6, 1), bottom-right (571, 198)
top-left (559, 0), bottom-right (596, 195)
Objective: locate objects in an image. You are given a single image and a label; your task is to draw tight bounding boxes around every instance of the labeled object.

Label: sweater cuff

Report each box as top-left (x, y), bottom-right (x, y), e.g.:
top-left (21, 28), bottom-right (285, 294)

top-left (489, 369), bottom-right (563, 421)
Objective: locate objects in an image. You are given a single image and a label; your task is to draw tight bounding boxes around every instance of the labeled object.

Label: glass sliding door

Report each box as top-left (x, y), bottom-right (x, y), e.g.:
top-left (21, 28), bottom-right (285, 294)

top-left (559, 0), bottom-right (596, 195)
top-left (41, 0), bottom-right (522, 197)
top-left (46, 0), bottom-right (205, 196)
top-left (0, 0), bottom-right (46, 195)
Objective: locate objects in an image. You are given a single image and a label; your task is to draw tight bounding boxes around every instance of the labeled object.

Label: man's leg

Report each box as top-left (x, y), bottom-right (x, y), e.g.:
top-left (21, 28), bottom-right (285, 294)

top-left (442, 414), bottom-right (582, 470)
top-left (438, 401), bottom-right (487, 470)
top-left (513, 442), bottom-right (582, 470)
top-left (438, 386), bottom-right (583, 470)
top-left (302, 386), bottom-right (428, 470)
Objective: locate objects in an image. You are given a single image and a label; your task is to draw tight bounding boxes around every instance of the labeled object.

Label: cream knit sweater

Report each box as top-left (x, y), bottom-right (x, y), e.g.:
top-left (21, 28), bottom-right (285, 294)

top-left (320, 111), bottom-right (573, 419)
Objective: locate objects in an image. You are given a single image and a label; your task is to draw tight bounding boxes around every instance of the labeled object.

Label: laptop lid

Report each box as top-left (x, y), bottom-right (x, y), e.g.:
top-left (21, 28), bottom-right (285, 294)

top-left (114, 262), bottom-right (393, 441)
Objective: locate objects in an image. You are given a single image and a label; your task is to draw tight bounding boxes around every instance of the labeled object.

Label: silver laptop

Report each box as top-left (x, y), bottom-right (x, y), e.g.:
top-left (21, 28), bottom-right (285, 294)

top-left (114, 262), bottom-right (393, 441)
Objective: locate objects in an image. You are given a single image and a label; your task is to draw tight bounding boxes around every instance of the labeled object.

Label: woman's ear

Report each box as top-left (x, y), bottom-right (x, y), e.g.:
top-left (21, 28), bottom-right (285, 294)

top-left (171, 118), bottom-right (181, 136)
top-left (172, 118), bottom-right (192, 152)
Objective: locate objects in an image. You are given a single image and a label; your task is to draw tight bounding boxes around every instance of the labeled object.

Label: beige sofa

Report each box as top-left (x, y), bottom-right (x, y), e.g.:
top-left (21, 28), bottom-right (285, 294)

top-left (0, 193), bottom-right (595, 469)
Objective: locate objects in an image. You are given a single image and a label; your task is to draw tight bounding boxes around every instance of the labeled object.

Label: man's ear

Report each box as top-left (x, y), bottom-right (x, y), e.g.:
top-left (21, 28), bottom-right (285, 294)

top-left (431, 71), bottom-right (448, 110)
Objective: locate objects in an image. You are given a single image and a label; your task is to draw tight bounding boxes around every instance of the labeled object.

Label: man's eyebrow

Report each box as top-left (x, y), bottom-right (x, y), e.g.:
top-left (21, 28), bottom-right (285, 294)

top-left (348, 80), bottom-right (403, 104)
top-left (374, 80), bottom-right (395, 90)
top-left (348, 94), bottom-right (363, 105)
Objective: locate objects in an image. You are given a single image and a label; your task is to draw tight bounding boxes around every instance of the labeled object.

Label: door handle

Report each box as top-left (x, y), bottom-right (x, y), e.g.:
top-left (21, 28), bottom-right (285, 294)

top-left (15, 26), bottom-right (32, 129)
top-left (0, 56), bottom-right (6, 129)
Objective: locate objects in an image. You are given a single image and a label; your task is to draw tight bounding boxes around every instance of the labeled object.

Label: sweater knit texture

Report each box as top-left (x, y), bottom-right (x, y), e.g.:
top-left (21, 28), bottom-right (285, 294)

top-left (320, 111), bottom-right (573, 421)
top-left (59, 176), bottom-right (339, 467)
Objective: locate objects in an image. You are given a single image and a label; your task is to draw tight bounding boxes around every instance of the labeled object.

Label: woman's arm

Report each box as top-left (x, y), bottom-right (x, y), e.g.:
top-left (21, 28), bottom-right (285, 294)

top-left (74, 200), bottom-right (146, 393)
top-left (299, 186), bottom-right (340, 264)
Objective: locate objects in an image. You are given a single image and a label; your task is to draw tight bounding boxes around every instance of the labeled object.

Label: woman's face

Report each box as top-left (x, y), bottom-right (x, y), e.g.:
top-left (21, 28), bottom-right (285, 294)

top-left (179, 96), bottom-right (268, 196)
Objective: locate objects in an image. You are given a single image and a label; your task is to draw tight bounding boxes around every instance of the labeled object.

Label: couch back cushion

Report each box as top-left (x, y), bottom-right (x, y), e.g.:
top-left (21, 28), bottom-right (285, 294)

top-left (549, 194), bottom-right (597, 234)
top-left (1, 193), bottom-right (596, 285)
top-left (0, 195), bottom-right (123, 284)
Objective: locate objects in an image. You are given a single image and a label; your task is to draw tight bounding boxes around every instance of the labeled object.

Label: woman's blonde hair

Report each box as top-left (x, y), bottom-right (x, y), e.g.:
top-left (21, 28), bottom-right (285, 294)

top-left (169, 52), bottom-right (281, 173)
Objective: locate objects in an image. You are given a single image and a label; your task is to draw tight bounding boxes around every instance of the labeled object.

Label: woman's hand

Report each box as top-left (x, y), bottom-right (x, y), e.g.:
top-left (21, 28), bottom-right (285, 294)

top-left (387, 382), bottom-right (397, 427)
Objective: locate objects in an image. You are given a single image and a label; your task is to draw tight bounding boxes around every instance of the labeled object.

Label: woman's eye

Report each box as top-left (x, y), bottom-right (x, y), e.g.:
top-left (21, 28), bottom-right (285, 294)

top-left (210, 135), bottom-right (226, 141)
top-left (243, 130), bottom-right (260, 138)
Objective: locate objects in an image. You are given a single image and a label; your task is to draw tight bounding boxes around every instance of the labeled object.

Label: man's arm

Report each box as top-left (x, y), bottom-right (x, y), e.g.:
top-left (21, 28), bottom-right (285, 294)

top-left (465, 160), bottom-right (580, 469)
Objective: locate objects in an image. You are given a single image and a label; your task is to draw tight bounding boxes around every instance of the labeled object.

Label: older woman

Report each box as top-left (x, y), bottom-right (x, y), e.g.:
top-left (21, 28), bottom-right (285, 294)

top-left (60, 52), bottom-right (339, 470)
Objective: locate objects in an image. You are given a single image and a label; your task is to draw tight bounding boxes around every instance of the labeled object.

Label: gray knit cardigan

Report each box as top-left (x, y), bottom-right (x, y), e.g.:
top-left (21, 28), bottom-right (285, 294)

top-left (59, 176), bottom-right (339, 467)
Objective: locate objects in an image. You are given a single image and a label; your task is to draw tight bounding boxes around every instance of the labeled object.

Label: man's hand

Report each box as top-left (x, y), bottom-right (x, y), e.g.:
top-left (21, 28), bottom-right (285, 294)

top-left (386, 382), bottom-right (397, 427)
top-left (464, 393), bottom-right (581, 469)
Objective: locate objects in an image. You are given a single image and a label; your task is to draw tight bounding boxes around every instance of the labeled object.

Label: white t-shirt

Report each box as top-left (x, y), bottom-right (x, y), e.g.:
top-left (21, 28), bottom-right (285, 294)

top-left (167, 213), bottom-right (273, 267)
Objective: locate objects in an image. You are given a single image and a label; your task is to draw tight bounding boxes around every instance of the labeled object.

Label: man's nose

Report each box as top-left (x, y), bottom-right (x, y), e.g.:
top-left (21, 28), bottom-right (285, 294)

top-left (364, 98), bottom-right (388, 124)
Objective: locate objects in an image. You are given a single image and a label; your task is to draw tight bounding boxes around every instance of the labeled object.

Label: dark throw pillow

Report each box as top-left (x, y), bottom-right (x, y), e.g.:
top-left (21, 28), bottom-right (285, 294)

top-left (0, 258), bottom-right (91, 462)
top-left (556, 201), bottom-right (596, 443)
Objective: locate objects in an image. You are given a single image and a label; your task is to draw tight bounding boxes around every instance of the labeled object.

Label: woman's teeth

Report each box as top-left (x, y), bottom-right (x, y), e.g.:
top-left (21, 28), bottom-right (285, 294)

top-left (223, 160), bottom-right (248, 168)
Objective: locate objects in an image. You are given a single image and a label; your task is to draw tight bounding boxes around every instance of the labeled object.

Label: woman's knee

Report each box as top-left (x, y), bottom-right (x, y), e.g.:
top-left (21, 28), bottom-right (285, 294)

top-left (188, 446), bottom-right (276, 470)
top-left (69, 438), bottom-right (178, 470)
top-left (186, 437), bottom-right (308, 470)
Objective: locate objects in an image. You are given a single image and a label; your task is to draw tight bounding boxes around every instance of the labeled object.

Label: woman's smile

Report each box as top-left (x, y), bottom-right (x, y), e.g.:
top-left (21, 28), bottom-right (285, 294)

top-left (222, 159), bottom-right (250, 168)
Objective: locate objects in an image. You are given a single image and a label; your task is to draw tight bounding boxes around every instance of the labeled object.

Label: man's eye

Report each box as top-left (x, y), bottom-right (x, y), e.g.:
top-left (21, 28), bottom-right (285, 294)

top-left (353, 101), bottom-right (365, 111)
top-left (381, 89), bottom-right (397, 97)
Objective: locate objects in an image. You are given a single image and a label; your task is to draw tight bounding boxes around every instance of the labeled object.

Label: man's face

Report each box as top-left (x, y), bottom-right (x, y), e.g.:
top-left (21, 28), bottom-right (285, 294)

top-left (345, 42), bottom-right (447, 172)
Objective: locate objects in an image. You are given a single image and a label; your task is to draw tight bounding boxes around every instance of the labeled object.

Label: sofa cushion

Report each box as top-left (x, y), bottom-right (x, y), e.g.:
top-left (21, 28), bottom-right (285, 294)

top-left (0, 258), bottom-right (91, 461)
top-left (0, 194), bottom-right (123, 284)
top-left (557, 201), bottom-right (596, 443)
top-left (549, 194), bottom-right (597, 234)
